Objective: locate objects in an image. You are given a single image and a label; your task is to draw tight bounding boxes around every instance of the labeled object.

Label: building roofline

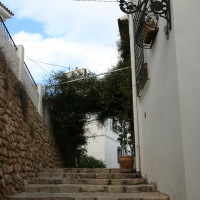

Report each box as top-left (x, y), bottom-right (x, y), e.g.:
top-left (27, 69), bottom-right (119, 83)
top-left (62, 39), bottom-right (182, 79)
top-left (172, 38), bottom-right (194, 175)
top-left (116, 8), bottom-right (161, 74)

top-left (0, 2), bottom-right (14, 16)
top-left (0, 2), bottom-right (14, 21)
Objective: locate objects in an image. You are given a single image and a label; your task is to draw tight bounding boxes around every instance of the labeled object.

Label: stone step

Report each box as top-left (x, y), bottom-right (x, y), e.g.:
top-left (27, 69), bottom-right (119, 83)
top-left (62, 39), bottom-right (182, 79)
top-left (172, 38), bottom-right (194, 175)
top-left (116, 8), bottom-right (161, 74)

top-left (30, 177), bottom-right (146, 185)
top-left (7, 192), bottom-right (169, 200)
top-left (37, 172), bottom-right (136, 179)
top-left (6, 168), bottom-right (169, 200)
top-left (24, 184), bottom-right (157, 193)
top-left (39, 168), bottom-right (122, 173)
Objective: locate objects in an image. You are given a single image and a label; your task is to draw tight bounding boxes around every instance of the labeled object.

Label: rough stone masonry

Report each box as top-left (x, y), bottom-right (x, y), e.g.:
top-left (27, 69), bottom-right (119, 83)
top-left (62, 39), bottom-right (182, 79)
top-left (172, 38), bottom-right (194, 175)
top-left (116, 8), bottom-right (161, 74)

top-left (0, 50), bottom-right (63, 198)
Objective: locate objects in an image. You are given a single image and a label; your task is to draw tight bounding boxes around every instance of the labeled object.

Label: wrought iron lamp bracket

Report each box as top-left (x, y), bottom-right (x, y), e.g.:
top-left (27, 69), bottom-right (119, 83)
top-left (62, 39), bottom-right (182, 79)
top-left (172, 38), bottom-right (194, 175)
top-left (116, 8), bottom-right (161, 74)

top-left (119, 0), bottom-right (149, 14)
top-left (119, 0), bottom-right (171, 39)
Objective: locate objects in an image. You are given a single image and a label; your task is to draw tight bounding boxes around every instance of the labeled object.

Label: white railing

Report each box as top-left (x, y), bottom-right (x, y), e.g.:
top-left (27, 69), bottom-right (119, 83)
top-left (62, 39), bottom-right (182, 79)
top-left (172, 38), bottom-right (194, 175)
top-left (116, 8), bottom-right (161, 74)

top-left (0, 21), bottom-right (50, 125)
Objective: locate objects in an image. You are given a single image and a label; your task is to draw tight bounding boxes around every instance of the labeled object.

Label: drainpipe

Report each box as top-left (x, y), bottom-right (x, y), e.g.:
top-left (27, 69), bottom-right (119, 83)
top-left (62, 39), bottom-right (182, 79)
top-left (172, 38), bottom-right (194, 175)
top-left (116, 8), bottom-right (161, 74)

top-left (128, 4), bottom-right (141, 177)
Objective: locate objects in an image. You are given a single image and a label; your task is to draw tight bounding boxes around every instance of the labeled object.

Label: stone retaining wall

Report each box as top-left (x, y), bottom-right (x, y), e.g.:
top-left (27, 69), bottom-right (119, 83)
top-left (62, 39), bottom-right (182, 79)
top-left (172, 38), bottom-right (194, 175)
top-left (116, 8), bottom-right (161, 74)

top-left (0, 50), bottom-right (63, 198)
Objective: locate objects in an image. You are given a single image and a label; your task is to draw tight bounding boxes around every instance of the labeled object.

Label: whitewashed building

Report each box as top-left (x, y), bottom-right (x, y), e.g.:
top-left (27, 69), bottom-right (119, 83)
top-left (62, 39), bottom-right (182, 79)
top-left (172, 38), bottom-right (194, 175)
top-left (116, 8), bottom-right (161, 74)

top-left (85, 117), bottom-right (120, 168)
top-left (122, 0), bottom-right (200, 199)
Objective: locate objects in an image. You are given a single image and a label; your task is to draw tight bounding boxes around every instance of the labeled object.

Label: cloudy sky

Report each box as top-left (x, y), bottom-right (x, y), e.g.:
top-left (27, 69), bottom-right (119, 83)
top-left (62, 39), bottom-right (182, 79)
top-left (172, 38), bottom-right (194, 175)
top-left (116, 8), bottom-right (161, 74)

top-left (1, 0), bottom-right (125, 83)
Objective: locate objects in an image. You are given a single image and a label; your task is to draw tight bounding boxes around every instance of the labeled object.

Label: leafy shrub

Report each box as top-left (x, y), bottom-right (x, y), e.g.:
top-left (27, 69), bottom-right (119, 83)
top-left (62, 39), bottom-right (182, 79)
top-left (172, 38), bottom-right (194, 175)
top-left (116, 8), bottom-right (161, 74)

top-left (77, 155), bottom-right (106, 168)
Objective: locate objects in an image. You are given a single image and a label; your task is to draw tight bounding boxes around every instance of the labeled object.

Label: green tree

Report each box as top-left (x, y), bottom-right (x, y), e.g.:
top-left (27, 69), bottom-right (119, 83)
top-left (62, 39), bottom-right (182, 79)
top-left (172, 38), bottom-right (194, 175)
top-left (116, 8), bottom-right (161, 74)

top-left (43, 72), bottom-right (101, 167)
top-left (96, 67), bottom-right (134, 155)
top-left (96, 18), bottom-right (134, 155)
top-left (117, 18), bottom-right (131, 68)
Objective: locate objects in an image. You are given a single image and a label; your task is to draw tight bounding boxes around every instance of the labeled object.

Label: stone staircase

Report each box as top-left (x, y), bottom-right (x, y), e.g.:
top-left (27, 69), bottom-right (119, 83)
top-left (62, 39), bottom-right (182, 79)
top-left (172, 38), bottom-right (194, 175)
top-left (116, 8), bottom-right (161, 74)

top-left (6, 168), bottom-right (169, 200)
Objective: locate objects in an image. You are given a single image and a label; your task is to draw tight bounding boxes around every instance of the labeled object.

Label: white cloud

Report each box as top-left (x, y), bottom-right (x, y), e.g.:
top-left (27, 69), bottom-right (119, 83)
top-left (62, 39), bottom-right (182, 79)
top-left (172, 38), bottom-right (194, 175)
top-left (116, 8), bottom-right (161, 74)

top-left (2, 0), bottom-right (123, 39)
top-left (13, 31), bottom-right (118, 83)
top-left (1, 0), bottom-right (124, 82)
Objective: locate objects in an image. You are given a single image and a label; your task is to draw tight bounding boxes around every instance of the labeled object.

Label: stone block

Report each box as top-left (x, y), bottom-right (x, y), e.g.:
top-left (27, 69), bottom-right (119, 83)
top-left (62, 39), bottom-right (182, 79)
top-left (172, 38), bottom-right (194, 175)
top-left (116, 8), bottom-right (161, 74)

top-left (2, 139), bottom-right (9, 147)
top-left (22, 179), bottom-right (28, 186)
top-left (4, 175), bottom-right (12, 185)
top-left (5, 184), bottom-right (14, 194)
top-left (13, 164), bottom-right (21, 173)
top-left (0, 178), bottom-right (5, 187)
top-left (0, 61), bottom-right (63, 196)
top-left (0, 169), bottom-right (3, 178)
top-left (0, 120), bottom-right (3, 131)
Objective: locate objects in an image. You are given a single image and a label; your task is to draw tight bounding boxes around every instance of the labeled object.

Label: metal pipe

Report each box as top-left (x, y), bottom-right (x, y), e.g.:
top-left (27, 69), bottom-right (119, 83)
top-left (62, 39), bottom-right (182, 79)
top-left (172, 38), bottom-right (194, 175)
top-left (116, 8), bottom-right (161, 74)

top-left (128, 0), bottom-right (141, 175)
top-left (48, 67), bottom-right (130, 87)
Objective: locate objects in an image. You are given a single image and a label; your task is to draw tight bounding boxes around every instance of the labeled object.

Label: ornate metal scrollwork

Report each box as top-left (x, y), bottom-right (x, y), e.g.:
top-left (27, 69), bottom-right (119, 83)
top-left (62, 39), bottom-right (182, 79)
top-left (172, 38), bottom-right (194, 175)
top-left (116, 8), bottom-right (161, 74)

top-left (119, 0), bottom-right (149, 14)
top-left (119, 0), bottom-right (171, 39)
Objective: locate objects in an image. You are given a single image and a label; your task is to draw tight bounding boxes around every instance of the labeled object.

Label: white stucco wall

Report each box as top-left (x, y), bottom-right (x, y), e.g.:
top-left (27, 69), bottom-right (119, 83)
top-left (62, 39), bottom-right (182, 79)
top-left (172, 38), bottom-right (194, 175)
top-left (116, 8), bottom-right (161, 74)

top-left (172, 1), bottom-right (200, 199)
top-left (104, 119), bottom-right (119, 168)
top-left (21, 65), bottom-right (39, 110)
top-left (137, 0), bottom-right (200, 199)
top-left (87, 136), bottom-right (105, 161)
top-left (86, 117), bottom-right (120, 168)
top-left (16, 45), bottom-right (39, 111)
top-left (86, 119), bottom-right (105, 161)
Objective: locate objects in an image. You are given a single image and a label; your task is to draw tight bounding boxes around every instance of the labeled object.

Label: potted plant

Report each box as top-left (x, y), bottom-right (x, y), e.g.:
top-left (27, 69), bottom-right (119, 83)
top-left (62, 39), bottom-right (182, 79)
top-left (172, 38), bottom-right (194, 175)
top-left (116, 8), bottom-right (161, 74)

top-left (115, 119), bottom-right (135, 172)
top-left (142, 15), bottom-right (158, 44)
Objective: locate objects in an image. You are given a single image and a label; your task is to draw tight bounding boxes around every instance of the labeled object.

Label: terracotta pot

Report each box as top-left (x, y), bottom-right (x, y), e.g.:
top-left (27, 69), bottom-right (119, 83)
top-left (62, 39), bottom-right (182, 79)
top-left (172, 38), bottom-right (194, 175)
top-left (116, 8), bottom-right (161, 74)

top-left (119, 156), bottom-right (134, 173)
top-left (142, 20), bottom-right (157, 44)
